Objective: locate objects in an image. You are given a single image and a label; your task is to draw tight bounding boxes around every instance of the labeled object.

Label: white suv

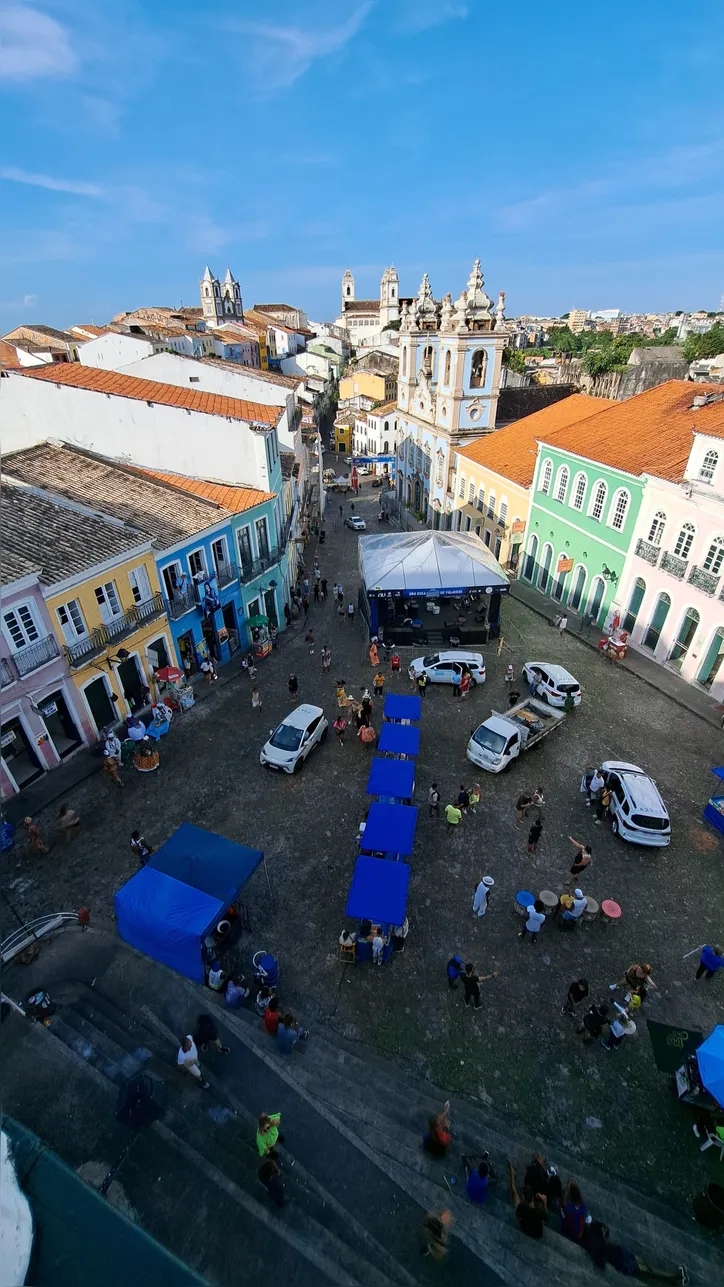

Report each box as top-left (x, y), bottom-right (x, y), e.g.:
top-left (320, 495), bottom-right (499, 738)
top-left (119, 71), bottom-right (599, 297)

top-left (523, 661), bottom-right (582, 707)
top-left (261, 704), bottom-right (328, 774)
top-left (410, 651), bottom-right (486, 686)
top-left (587, 760), bottom-right (671, 847)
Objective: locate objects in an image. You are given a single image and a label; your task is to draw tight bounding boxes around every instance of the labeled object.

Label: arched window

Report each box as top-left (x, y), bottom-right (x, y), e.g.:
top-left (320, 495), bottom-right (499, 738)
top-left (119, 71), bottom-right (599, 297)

top-left (568, 565), bottom-right (587, 612)
top-left (487, 492), bottom-right (495, 519)
top-left (555, 466), bottom-right (569, 503)
top-left (669, 607), bottom-right (700, 669)
top-left (470, 349), bottom-right (487, 388)
top-left (698, 627), bottom-right (724, 688)
top-left (700, 450), bottom-right (718, 483)
top-left (622, 577), bottom-right (646, 634)
top-left (204, 285), bottom-right (211, 297)
top-left (499, 499), bottom-right (508, 526)
top-left (384, 421), bottom-right (389, 433)
top-left (444, 349), bottom-right (451, 384)
top-left (383, 440), bottom-right (389, 453)
top-left (588, 479), bottom-right (607, 522)
top-left (643, 592), bottom-right (671, 651)
top-left (587, 576), bottom-right (606, 621)
top-left (468, 482), bottom-right (475, 504)
top-left (703, 535), bottom-right (724, 575)
top-left (346, 286), bottom-right (351, 297)
top-left (609, 488), bottom-right (630, 531)
top-left (477, 486), bottom-right (484, 511)
top-left (539, 459), bottom-right (553, 494)
top-left (459, 474), bottom-right (466, 499)
top-left (648, 511), bottom-right (666, 546)
top-left (674, 522), bottom-right (695, 559)
top-left (570, 472), bottom-right (586, 511)
top-left (422, 345), bottom-right (434, 377)
top-left (402, 347), bottom-right (407, 377)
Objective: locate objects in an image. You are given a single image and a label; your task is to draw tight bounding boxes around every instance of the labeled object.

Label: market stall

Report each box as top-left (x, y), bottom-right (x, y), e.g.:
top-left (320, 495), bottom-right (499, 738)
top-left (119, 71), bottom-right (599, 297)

top-left (345, 855), bottom-right (409, 927)
top-left (358, 801), bottom-right (418, 860)
top-left (383, 694), bottom-right (421, 724)
top-left (248, 614), bottom-right (273, 660)
top-left (366, 758), bottom-right (415, 805)
top-left (377, 723), bottom-right (420, 758)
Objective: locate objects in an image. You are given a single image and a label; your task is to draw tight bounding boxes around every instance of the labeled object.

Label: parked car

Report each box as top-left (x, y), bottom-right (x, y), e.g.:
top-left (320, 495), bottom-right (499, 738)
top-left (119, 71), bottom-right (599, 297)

top-left (344, 515), bottom-right (366, 531)
top-left (523, 661), bottom-right (582, 707)
top-left (410, 651), bottom-right (486, 686)
top-left (260, 704), bottom-right (328, 774)
top-left (583, 760), bottom-right (671, 847)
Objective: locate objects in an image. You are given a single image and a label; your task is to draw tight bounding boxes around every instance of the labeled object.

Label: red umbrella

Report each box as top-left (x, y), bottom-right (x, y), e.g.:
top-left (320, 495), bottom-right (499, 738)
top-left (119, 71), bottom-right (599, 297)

top-left (154, 666), bottom-right (184, 683)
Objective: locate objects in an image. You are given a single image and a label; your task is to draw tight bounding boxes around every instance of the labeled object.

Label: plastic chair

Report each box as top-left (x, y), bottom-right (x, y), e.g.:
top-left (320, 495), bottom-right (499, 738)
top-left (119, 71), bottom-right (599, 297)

top-left (700, 1129), bottom-right (724, 1160)
top-left (338, 942), bottom-right (355, 964)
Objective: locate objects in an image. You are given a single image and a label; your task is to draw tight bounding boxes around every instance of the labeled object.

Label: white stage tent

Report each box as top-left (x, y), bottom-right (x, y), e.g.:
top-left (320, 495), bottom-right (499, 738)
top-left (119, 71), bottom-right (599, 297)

top-left (359, 530), bottom-right (509, 599)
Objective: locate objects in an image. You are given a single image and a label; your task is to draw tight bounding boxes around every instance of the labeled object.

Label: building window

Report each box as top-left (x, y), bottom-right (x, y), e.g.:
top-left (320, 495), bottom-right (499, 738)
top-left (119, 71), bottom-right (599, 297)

top-left (56, 598), bottom-right (87, 644)
top-left (237, 527), bottom-right (253, 572)
top-left (436, 452), bottom-right (444, 487)
top-left (128, 565), bottom-right (152, 604)
top-left (499, 499), bottom-right (508, 526)
top-left (470, 349), bottom-right (487, 388)
top-left (468, 482), bottom-right (475, 504)
top-left (3, 603), bottom-right (40, 650)
top-left (554, 466), bottom-right (569, 503)
top-left (484, 529), bottom-right (491, 548)
top-left (643, 591), bottom-right (671, 651)
top-left (459, 475), bottom-right (466, 499)
top-left (477, 486), bottom-right (484, 512)
top-left (539, 459), bottom-right (553, 494)
top-left (188, 548), bottom-right (206, 578)
top-left (94, 581), bottom-right (122, 623)
top-left (609, 488), bottom-right (630, 531)
top-left (674, 522), bottom-right (695, 559)
top-left (589, 480), bottom-right (607, 522)
top-left (255, 517), bottom-right (270, 558)
top-left (475, 523), bottom-right (481, 536)
top-left (700, 450), bottom-right (718, 483)
top-left (648, 510), bottom-right (666, 546)
top-left (668, 607), bottom-right (700, 669)
top-left (494, 535), bottom-right (502, 559)
top-left (486, 493), bottom-right (495, 519)
top-left (703, 536), bottom-right (724, 575)
top-left (571, 472), bottom-right (587, 511)
top-left (444, 349), bottom-right (451, 384)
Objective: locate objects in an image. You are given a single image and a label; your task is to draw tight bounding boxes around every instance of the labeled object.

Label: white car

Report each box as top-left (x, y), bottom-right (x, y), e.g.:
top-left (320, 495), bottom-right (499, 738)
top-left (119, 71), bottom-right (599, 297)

top-left (260, 704), bottom-right (328, 774)
top-left (344, 515), bottom-right (366, 531)
top-left (523, 661), bottom-right (581, 707)
top-left (584, 760), bottom-right (671, 847)
top-left (410, 651), bottom-right (486, 686)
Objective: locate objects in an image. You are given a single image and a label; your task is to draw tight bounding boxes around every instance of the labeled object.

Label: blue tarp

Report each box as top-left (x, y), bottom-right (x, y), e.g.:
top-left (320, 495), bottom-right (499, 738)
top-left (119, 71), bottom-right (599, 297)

top-left (697, 1024), bottom-right (724, 1108)
top-left (710, 767), bottom-right (724, 782)
top-left (345, 855), bottom-right (410, 924)
top-left (359, 801), bottom-right (418, 856)
top-left (366, 757), bottom-right (415, 801)
top-left (377, 724), bottom-right (420, 757)
top-left (149, 822), bottom-right (263, 906)
top-left (115, 866), bottom-right (224, 983)
top-left (383, 694), bottom-right (421, 723)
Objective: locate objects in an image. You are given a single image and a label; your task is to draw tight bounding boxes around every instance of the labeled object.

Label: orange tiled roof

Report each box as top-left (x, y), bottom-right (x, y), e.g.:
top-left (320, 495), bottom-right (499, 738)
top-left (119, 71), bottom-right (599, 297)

top-left (13, 363), bottom-right (283, 426)
top-left (136, 468), bottom-right (275, 513)
top-left (0, 339), bottom-right (25, 368)
top-left (456, 394), bottom-right (615, 487)
top-left (367, 399), bottom-right (397, 417)
top-left (541, 380), bottom-right (724, 482)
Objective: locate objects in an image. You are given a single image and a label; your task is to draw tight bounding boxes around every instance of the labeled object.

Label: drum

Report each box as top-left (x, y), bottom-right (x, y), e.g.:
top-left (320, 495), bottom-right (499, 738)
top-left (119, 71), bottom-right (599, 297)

top-left (601, 898), bottom-right (622, 927)
top-left (515, 890), bottom-right (534, 916)
top-left (582, 896), bottom-right (599, 923)
top-left (539, 890), bottom-right (558, 916)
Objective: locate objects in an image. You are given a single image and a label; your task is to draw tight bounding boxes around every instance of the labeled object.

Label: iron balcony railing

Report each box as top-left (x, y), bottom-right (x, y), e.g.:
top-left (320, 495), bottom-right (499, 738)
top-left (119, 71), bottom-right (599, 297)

top-left (660, 550), bottom-right (688, 580)
top-left (0, 656), bottom-right (19, 688)
top-left (238, 547), bottom-right (283, 585)
top-left (214, 560), bottom-right (238, 589)
top-left (635, 538), bottom-right (661, 566)
top-left (63, 592), bottom-right (165, 668)
top-left (12, 633), bottom-right (60, 677)
top-left (688, 565), bottom-right (720, 596)
top-left (166, 587), bottom-right (197, 619)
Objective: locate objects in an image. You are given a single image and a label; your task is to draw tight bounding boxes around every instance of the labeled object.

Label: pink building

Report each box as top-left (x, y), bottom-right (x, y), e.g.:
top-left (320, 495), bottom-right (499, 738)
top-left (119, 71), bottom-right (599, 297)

top-left (1, 569), bottom-right (94, 798)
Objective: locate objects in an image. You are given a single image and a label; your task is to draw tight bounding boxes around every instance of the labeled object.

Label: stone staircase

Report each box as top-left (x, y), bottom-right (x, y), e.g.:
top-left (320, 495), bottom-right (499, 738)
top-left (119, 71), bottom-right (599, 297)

top-left (42, 980), bottom-right (721, 1286)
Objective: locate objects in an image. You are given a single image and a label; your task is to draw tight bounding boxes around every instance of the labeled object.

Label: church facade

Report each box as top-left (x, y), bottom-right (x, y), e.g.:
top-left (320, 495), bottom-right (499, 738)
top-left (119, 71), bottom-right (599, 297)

top-left (395, 260), bottom-right (508, 529)
top-left (200, 265), bottom-right (244, 327)
top-left (335, 266), bottom-right (402, 346)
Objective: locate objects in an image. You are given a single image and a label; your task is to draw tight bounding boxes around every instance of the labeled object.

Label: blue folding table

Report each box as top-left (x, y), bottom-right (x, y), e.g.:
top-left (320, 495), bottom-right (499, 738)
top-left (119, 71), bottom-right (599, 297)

top-left (366, 757), bottom-right (415, 804)
top-left (383, 693), bottom-right (421, 724)
top-left (377, 723), bottom-right (420, 758)
top-left (358, 801), bottom-right (418, 859)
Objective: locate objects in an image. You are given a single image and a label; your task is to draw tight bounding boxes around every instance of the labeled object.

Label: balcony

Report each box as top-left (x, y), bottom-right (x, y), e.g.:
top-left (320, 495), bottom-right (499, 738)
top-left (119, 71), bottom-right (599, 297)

top-left (239, 546), bottom-right (283, 586)
top-left (63, 592), bottom-right (165, 668)
top-left (660, 550), bottom-right (688, 580)
top-left (166, 587), bottom-right (196, 619)
top-left (214, 559), bottom-right (239, 590)
top-left (635, 538), bottom-right (660, 567)
top-left (1, 656), bottom-right (19, 688)
top-left (11, 633), bottom-right (60, 677)
top-left (689, 565), bottom-right (721, 596)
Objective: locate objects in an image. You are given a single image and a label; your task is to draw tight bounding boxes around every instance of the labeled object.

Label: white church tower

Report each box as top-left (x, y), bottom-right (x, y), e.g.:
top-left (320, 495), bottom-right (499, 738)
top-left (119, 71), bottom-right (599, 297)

top-left (380, 265), bottom-right (399, 329)
top-left (342, 269), bottom-right (355, 306)
top-left (200, 266), bottom-right (243, 327)
top-left (221, 267), bottom-right (244, 322)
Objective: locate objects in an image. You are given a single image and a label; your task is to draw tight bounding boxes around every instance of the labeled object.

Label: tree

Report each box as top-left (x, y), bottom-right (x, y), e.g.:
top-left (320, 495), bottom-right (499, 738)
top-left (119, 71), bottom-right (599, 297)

top-left (503, 348), bottom-right (527, 374)
top-left (582, 349), bottom-right (616, 377)
top-left (548, 326), bottom-right (577, 355)
top-left (684, 324), bottom-right (724, 363)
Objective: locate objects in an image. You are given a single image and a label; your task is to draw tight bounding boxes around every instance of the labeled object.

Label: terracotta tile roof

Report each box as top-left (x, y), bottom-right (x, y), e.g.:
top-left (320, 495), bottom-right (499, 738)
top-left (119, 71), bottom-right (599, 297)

top-left (0, 339), bottom-right (25, 368)
top-left (456, 394), bottom-right (615, 487)
top-left (4, 323), bottom-right (78, 346)
top-left (70, 324), bottom-right (107, 337)
top-left (134, 468), bottom-right (275, 513)
top-left (252, 304), bottom-right (297, 313)
top-left (367, 400), bottom-right (397, 417)
top-left (4, 441), bottom-right (230, 549)
top-left (13, 363), bottom-right (283, 426)
top-left (541, 381), bottom-right (724, 482)
top-left (198, 356), bottom-right (303, 391)
top-left (342, 300), bottom-right (379, 314)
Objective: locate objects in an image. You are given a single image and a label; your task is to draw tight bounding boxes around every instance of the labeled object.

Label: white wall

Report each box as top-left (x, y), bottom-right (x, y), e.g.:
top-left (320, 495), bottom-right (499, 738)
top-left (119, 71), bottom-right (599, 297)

top-left (1, 372), bottom-right (273, 490)
top-left (78, 332), bottom-right (157, 369)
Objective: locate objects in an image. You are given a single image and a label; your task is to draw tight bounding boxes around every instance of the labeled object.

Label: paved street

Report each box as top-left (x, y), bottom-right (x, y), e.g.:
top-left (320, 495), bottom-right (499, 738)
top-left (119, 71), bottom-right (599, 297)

top-left (3, 480), bottom-right (724, 1214)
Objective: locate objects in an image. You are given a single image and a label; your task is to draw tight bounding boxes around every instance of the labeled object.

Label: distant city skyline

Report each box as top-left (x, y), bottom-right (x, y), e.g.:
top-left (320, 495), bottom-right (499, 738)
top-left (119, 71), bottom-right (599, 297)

top-left (1, 1), bottom-right (723, 327)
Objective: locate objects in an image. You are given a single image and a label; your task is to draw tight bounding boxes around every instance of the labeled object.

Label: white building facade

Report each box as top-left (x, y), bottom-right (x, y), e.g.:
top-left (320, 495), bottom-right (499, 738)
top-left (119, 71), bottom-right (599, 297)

top-left (395, 261), bottom-right (508, 528)
top-left (616, 432), bottom-right (724, 697)
top-left (335, 266), bottom-right (400, 347)
top-left (353, 401), bottom-right (398, 474)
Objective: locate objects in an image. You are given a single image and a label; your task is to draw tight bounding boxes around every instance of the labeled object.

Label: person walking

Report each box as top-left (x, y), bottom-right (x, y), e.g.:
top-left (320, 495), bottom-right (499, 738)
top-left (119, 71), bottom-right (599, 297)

top-left (251, 686), bottom-right (262, 716)
top-left (321, 645), bottom-right (332, 673)
top-left (333, 714), bottom-right (346, 746)
top-left (612, 962), bottom-right (656, 1000)
top-left (468, 783), bottom-right (481, 813)
top-left (339, 504), bottom-right (343, 519)
top-left (459, 669), bottom-right (472, 701)
top-left (256, 1112), bottom-right (283, 1158)
top-left (527, 817), bottom-right (543, 854)
top-left (695, 943), bottom-right (724, 981)
top-left (585, 766), bottom-right (605, 807)
top-left (357, 722), bottom-right (375, 749)
top-left (24, 816), bottom-right (48, 854)
top-left (556, 613), bottom-right (568, 636)
top-left (428, 783), bottom-right (441, 817)
top-left (57, 804), bottom-right (80, 844)
top-left (561, 978), bottom-right (589, 1017)
top-left (305, 629), bottom-right (315, 655)
top-left (420, 1209), bottom-right (453, 1261)
top-left (103, 742), bottom-right (124, 788)
top-left (595, 782), bottom-right (612, 824)
top-left (193, 1014), bottom-right (231, 1055)
top-left (177, 1035), bottom-right (210, 1089)
top-left (445, 802), bottom-right (462, 834)
top-left (313, 582), bottom-right (320, 602)
top-left (337, 584), bottom-right (344, 606)
top-left (303, 576), bottom-right (310, 596)
top-left (130, 829), bottom-right (153, 863)
top-left (472, 876), bottom-right (495, 917)
top-left (321, 578), bottom-right (328, 601)
top-left (417, 670), bottom-right (428, 698)
top-left (519, 900), bottom-right (546, 943)
top-left (200, 656), bottom-right (217, 683)
top-left (258, 1158), bottom-right (286, 1208)
top-left (347, 601), bottom-right (355, 624)
top-left (579, 1002), bottom-right (609, 1042)
top-left (462, 962), bottom-right (498, 1010)
top-left (372, 670), bottom-right (385, 697)
top-left (302, 594), bottom-right (309, 617)
top-left (566, 836), bottom-right (592, 884)
top-left (369, 638), bottom-right (379, 667)
top-left (515, 791), bottom-right (533, 827)
top-left (505, 663), bottom-right (515, 686)
top-left (288, 673), bottom-right (299, 703)
top-left (457, 784), bottom-right (470, 814)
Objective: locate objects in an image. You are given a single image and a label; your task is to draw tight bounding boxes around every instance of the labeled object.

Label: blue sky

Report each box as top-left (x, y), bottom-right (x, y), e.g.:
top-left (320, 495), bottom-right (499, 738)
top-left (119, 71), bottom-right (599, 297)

top-left (1, 0), bottom-right (723, 328)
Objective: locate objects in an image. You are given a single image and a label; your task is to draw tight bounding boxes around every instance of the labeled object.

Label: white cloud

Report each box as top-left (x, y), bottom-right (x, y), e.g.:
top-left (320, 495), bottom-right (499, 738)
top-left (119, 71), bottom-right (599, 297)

top-left (0, 165), bottom-right (104, 197)
top-left (394, 0), bottom-right (468, 34)
top-left (228, 4), bottom-right (372, 93)
top-left (0, 5), bottom-right (77, 81)
top-left (0, 292), bottom-right (37, 309)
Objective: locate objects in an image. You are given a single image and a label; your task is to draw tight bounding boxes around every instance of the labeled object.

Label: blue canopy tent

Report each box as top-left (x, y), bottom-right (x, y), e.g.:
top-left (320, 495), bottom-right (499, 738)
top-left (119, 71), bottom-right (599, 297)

top-left (345, 855), bottom-right (410, 926)
top-left (377, 723), bottom-right (420, 758)
top-left (383, 694), bottom-right (421, 723)
top-left (366, 757), bottom-right (415, 804)
top-left (697, 1025), bottom-right (724, 1108)
top-left (703, 767), bottom-right (724, 835)
top-left (114, 824), bottom-right (265, 982)
top-left (359, 801), bottom-right (418, 858)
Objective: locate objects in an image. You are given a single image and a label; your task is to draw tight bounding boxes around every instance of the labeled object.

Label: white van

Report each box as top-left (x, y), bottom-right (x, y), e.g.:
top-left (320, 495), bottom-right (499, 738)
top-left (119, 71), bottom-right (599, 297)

top-left (523, 661), bottom-right (582, 707)
top-left (586, 761), bottom-right (671, 847)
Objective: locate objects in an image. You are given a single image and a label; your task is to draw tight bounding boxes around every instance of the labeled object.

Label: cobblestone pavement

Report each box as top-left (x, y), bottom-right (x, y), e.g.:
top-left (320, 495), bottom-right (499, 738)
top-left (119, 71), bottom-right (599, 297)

top-left (4, 479), bottom-right (724, 1212)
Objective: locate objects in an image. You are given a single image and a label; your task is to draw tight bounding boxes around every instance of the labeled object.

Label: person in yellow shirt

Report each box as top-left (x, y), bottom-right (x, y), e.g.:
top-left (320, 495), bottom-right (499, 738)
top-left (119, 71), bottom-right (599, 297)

top-left (445, 803), bottom-right (462, 835)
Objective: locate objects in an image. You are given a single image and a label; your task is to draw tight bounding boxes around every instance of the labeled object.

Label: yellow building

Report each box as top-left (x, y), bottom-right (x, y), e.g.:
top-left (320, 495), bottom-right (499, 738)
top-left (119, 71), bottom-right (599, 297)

top-left (338, 369), bottom-right (393, 405)
top-left (3, 482), bottom-right (173, 736)
top-left (452, 395), bottom-right (608, 568)
top-left (333, 410), bottom-right (355, 455)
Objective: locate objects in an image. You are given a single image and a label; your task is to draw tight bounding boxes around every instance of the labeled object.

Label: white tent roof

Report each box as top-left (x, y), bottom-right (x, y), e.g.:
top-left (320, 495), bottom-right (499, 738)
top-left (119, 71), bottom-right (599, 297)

top-left (359, 530), bottom-right (509, 596)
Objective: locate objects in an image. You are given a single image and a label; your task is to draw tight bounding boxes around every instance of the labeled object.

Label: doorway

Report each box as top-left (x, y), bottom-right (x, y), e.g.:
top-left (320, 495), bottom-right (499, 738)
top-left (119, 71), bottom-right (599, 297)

top-left (177, 630), bottom-right (198, 675)
top-left (118, 655), bottom-right (145, 710)
top-left (0, 718), bottom-right (43, 788)
top-left (84, 676), bottom-right (116, 732)
top-left (39, 690), bottom-right (82, 759)
top-left (202, 617), bottom-right (219, 661)
top-left (264, 588), bottom-right (278, 627)
top-left (568, 565), bottom-right (586, 612)
top-left (667, 608), bottom-right (700, 670)
top-left (538, 544), bottom-right (553, 593)
top-left (642, 592), bottom-right (671, 652)
top-left (147, 636), bottom-right (170, 672)
top-left (222, 601), bottom-right (239, 655)
top-left (622, 577), bottom-right (646, 635)
top-left (523, 535), bottom-right (538, 583)
top-left (587, 577), bottom-right (606, 623)
top-left (698, 628), bottom-right (724, 689)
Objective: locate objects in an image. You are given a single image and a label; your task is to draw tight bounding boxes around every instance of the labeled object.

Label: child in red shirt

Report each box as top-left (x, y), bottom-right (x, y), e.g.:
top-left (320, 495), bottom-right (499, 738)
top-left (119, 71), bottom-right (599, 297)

top-left (264, 996), bottom-right (281, 1036)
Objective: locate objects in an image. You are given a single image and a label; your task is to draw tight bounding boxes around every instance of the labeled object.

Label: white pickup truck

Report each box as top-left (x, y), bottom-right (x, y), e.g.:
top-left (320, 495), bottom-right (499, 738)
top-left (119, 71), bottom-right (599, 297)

top-left (466, 697), bottom-right (565, 773)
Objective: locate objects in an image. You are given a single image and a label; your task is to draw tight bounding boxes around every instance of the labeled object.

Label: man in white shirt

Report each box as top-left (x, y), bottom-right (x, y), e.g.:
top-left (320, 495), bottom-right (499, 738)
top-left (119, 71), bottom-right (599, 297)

top-left (177, 1035), bottom-right (210, 1089)
top-left (585, 767), bottom-right (605, 806)
top-left (562, 889), bottom-right (588, 923)
top-left (519, 901), bottom-right (546, 943)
